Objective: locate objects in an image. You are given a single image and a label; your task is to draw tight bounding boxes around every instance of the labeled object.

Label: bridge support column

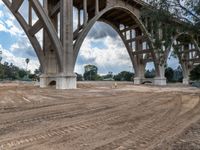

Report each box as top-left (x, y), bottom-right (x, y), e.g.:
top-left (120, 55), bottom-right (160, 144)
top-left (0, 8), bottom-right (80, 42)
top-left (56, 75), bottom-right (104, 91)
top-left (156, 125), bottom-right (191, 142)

top-left (183, 77), bottom-right (189, 85)
top-left (182, 64), bottom-right (190, 85)
top-left (56, 74), bottom-right (77, 89)
top-left (40, 74), bottom-right (48, 88)
top-left (154, 65), bottom-right (167, 86)
top-left (40, 74), bottom-right (77, 89)
top-left (39, 0), bottom-right (77, 90)
top-left (134, 63), bottom-right (145, 84)
top-left (57, 0), bottom-right (76, 89)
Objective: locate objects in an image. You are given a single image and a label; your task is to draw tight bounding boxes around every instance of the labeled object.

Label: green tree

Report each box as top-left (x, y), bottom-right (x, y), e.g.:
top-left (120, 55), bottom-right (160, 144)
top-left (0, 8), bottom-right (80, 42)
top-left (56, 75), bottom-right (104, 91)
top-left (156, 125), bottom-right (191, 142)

top-left (190, 65), bottom-right (200, 81)
top-left (0, 61), bottom-right (31, 80)
top-left (114, 71), bottom-right (134, 81)
top-left (18, 69), bottom-right (27, 79)
top-left (76, 73), bottom-right (83, 81)
top-left (83, 65), bottom-right (98, 81)
top-left (102, 72), bottom-right (114, 80)
top-left (144, 0), bottom-right (200, 28)
top-left (142, 0), bottom-right (200, 57)
top-left (145, 69), bottom-right (156, 78)
top-left (165, 67), bottom-right (174, 82)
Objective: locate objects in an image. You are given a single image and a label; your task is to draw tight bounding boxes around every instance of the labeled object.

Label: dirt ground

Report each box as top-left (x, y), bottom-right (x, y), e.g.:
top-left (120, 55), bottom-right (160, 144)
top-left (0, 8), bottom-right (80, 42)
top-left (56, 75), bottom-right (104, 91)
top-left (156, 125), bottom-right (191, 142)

top-left (0, 81), bottom-right (200, 150)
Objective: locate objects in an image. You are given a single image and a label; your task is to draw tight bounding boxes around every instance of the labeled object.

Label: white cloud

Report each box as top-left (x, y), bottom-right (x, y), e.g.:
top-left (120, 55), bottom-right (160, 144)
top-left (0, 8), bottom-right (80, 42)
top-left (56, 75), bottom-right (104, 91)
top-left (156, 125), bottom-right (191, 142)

top-left (0, 22), bottom-right (7, 32)
top-left (0, 1), bottom-right (3, 7)
top-left (0, 44), bottom-right (39, 72)
top-left (75, 36), bottom-right (133, 74)
top-left (10, 43), bottom-right (20, 52)
top-left (0, 10), bottom-right (3, 17)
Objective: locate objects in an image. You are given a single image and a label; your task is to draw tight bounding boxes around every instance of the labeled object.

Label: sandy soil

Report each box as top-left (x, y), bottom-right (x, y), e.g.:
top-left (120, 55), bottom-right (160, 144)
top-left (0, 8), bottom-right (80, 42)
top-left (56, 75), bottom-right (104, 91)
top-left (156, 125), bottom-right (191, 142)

top-left (0, 81), bottom-right (200, 150)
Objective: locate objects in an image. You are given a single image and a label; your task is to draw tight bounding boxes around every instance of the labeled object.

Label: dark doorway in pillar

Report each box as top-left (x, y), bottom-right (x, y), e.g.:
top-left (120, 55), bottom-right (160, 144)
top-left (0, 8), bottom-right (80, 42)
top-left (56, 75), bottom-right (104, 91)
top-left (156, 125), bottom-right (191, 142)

top-left (49, 81), bottom-right (56, 86)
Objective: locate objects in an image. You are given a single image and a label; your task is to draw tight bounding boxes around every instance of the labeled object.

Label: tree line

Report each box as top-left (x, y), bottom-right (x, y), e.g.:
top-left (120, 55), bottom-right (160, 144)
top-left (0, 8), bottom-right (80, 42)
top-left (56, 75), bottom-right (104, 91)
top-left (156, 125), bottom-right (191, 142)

top-left (0, 62), bottom-right (199, 83)
top-left (0, 61), bottom-right (39, 81)
top-left (78, 64), bottom-right (200, 82)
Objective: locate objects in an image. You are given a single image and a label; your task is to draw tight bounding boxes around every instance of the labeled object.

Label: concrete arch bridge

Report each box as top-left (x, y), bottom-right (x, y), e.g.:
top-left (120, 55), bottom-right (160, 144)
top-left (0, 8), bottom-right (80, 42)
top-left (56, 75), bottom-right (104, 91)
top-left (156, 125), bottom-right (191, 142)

top-left (2, 0), bottom-right (200, 89)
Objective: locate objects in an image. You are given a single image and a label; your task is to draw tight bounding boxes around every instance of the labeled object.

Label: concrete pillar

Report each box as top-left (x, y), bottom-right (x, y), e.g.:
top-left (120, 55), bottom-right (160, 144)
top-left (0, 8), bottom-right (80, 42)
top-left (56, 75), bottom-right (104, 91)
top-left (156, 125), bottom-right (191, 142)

top-left (39, 0), bottom-right (60, 88)
top-left (183, 77), bottom-right (189, 85)
top-left (56, 73), bottom-right (77, 89)
top-left (28, 2), bottom-right (32, 25)
top-left (134, 63), bottom-right (145, 85)
top-left (83, 0), bottom-right (88, 25)
top-left (40, 74), bottom-right (48, 88)
top-left (59, 0), bottom-right (76, 89)
top-left (39, 0), bottom-right (77, 89)
top-left (77, 9), bottom-right (81, 28)
top-left (182, 63), bottom-right (190, 85)
top-left (134, 28), bottom-right (144, 85)
top-left (154, 65), bottom-right (167, 86)
top-left (95, 0), bottom-right (99, 15)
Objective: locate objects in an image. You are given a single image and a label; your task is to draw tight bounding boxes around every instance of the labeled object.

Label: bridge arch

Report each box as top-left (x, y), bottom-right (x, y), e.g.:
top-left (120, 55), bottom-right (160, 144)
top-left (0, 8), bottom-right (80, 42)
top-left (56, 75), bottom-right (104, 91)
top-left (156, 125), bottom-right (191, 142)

top-left (165, 33), bottom-right (200, 61)
top-left (2, 0), bottom-right (63, 72)
top-left (164, 32), bottom-right (200, 84)
top-left (73, 5), bottom-right (159, 79)
top-left (2, 0), bottom-right (198, 89)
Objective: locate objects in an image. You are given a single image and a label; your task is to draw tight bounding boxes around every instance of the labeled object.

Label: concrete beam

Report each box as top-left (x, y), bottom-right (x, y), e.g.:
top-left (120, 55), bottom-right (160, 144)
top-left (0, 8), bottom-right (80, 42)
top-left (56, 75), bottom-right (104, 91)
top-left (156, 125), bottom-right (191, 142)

top-left (28, 20), bottom-right (43, 36)
top-left (11, 0), bottom-right (24, 12)
top-left (49, 1), bottom-right (60, 17)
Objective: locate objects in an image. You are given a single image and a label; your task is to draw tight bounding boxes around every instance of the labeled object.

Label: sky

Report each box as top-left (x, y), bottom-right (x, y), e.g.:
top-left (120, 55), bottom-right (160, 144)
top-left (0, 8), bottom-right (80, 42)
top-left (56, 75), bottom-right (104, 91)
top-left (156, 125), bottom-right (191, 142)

top-left (0, 0), bottom-right (179, 75)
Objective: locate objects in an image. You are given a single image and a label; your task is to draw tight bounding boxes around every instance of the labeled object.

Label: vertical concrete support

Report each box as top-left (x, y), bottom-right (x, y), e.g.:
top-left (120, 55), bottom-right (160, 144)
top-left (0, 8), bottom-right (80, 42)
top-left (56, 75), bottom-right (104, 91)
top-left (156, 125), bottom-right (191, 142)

top-left (39, 0), bottom-right (60, 88)
top-left (183, 78), bottom-right (189, 85)
top-left (134, 28), bottom-right (145, 85)
top-left (95, 0), bottom-right (99, 15)
top-left (182, 44), bottom-right (190, 85)
top-left (28, 2), bottom-right (32, 25)
top-left (40, 74), bottom-right (48, 88)
top-left (154, 65), bottom-right (167, 85)
top-left (58, 0), bottom-right (76, 89)
top-left (182, 63), bottom-right (190, 85)
top-left (77, 9), bottom-right (81, 28)
top-left (134, 63), bottom-right (145, 84)
top-left (83, 0), bottom-right (88, 25)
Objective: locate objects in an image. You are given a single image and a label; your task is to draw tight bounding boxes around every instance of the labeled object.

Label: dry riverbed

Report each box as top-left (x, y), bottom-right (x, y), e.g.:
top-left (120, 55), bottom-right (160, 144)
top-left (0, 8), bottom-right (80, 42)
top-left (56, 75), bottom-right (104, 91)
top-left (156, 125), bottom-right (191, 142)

top-left (0, 81), bottom-right (199, 150)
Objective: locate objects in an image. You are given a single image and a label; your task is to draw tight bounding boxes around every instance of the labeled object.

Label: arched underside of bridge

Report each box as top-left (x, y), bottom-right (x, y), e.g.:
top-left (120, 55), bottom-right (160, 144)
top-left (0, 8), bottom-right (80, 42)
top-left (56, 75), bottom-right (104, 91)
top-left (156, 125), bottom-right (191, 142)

top-left (2, 0), bottom-right (200, 89)
top-left (164, 33), bottom-right (200, 84)
top-left (73, 6), bottom-right (160, 84)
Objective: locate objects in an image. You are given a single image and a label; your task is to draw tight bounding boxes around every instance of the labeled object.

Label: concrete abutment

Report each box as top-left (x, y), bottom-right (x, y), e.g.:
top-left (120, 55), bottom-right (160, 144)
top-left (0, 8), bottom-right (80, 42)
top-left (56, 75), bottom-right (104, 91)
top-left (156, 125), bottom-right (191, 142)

top-left (40, 74), bottom-right (77, 89)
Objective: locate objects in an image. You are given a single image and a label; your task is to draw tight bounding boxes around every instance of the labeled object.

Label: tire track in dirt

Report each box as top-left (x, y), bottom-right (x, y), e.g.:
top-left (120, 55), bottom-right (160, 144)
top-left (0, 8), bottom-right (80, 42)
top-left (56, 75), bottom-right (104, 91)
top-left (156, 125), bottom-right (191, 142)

top-left (0, 93), bottom-right (172, 150)
top-left (0, 104), bottom-right (131, 150)
top-left (94, 95), bottom-right (183, 150)
top-left (0, 90), bottom-right (138, 113)
top-left (152, 95), bottom-right (200, 150)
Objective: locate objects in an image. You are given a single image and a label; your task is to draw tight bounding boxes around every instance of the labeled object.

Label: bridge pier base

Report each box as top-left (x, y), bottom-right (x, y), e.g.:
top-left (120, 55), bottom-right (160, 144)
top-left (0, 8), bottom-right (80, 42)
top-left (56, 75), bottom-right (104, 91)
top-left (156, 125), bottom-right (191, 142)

top-left (40, 74), bottom-right (48, 88)
top-left (153, 77), bottom-right (167, 86)
top-left (183, 78), bottom-right (189, 85)
top-left (40, 74), bottom-right (77, 89)
top-left (56, 74), bottom-right (77, 89)
top-left (153, 65), bottom-right (167, 86)
top-left (134, 77), bottom-right (143, 84)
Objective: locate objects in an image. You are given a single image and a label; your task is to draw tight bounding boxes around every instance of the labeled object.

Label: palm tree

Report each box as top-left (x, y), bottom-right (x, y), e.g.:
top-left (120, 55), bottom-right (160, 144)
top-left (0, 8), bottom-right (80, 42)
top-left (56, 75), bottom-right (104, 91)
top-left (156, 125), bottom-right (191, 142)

top-left (25, 58), bottom-right (30, 71)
